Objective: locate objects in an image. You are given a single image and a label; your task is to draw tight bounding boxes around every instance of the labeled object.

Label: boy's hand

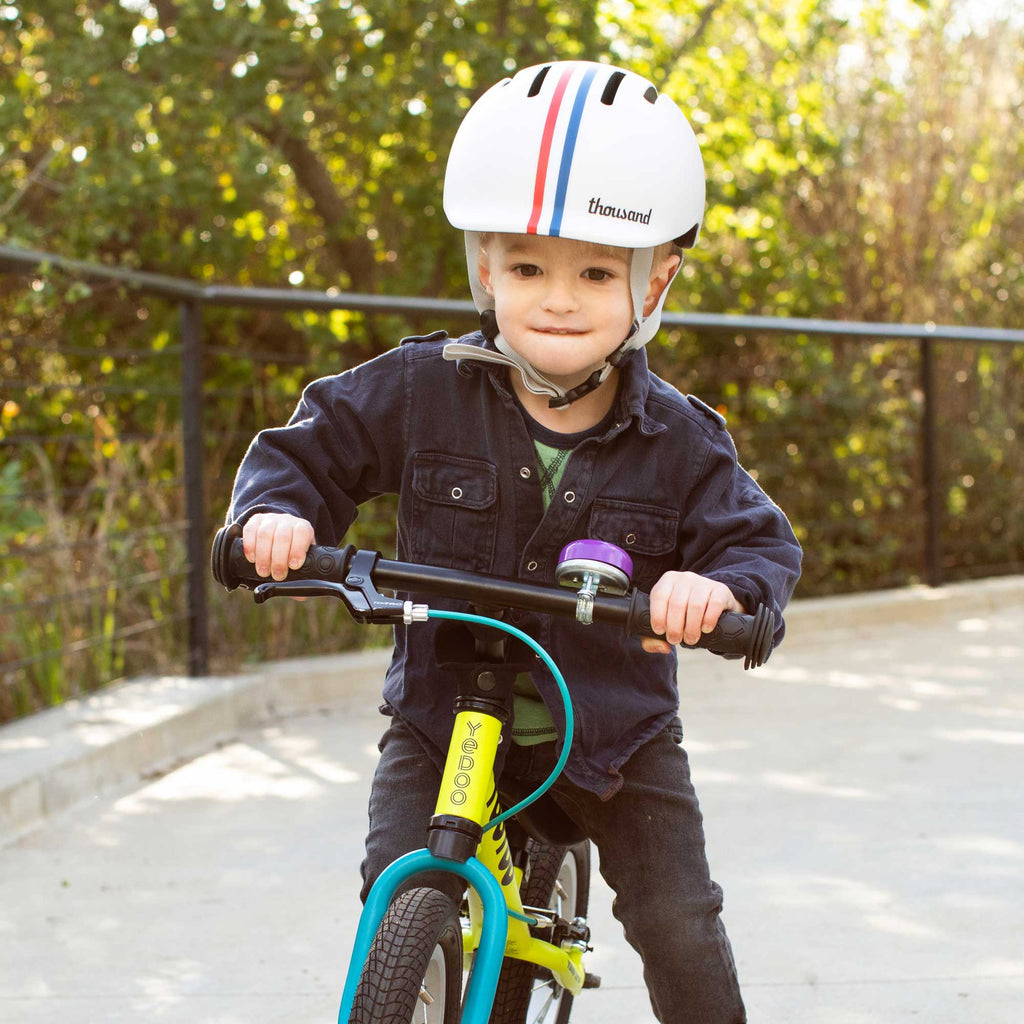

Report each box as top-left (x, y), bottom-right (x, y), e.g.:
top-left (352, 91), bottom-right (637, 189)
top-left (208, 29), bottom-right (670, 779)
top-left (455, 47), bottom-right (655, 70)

top-left (640, 571), bottom-right (745, 655)
top-left (242, 513), bottom-right (315, 581)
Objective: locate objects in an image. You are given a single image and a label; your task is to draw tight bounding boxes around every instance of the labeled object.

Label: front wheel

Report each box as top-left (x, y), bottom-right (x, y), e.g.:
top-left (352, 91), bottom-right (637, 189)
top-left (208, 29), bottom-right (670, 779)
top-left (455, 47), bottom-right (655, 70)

top-left (349, 886), bottom-right (463, 1024)
top-left (488, 839), bottom-right (591, 1024)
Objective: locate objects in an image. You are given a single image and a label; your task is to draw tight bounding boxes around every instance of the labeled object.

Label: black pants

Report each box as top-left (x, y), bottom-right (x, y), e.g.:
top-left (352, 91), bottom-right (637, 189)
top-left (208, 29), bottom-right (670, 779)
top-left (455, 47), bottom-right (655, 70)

top-left (360, 715), bottom-right (746, 1024)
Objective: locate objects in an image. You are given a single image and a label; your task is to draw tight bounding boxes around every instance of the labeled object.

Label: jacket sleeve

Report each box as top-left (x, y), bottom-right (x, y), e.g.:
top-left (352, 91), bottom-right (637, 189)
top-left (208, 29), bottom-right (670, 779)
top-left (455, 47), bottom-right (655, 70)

top-left (678, 428), bottom-right (802, 643)
top-left (226, 346), bottom-right (408, 545)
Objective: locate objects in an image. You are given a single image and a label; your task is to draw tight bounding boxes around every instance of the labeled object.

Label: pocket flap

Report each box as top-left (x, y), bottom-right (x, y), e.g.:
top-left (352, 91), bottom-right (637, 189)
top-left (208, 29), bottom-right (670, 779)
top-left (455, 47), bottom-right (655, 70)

top-left (412, 454), bottom-right (498, 510)
top-left (588, 499), bottom-right (679, 556)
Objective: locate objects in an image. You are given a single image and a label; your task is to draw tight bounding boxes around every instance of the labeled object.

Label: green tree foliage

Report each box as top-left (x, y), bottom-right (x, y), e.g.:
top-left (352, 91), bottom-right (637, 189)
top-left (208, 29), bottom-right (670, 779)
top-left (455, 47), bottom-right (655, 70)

top-left (1, 0), bottom-right (1021, 716)
top-left (2, 0), bottom-right (605, 293)
top-left (3, 0), bottom-right (1020, 320)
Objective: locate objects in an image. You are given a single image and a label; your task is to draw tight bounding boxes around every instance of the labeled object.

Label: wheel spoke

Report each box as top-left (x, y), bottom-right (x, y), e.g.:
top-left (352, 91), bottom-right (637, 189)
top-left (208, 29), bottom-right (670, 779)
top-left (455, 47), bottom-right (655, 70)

top-left (528, 984), bottom-right (557, 1022)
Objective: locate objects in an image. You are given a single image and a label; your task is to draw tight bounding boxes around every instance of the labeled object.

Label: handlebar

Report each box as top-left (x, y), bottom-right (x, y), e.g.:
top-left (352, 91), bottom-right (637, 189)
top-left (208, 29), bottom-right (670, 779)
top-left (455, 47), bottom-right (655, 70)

top-left (211, 524), bottom-right (776, 669)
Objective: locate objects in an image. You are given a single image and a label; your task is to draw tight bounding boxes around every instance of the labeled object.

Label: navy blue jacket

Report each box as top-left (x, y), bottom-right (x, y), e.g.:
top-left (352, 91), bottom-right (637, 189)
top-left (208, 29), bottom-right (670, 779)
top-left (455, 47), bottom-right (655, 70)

top-left (227, 330), bottom-right (802, 797)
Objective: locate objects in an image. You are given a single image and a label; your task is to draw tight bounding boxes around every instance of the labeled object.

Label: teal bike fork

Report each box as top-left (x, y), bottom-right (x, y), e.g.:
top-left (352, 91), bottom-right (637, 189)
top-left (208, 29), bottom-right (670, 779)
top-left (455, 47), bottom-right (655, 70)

top-left (337, 848), bottom-right (508, 1024)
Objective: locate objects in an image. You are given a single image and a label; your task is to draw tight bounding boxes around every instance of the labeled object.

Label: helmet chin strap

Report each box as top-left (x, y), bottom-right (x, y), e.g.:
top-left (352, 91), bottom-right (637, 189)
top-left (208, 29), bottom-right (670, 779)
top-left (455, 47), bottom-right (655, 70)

top-left (443, 233), bottom-right (679, 409)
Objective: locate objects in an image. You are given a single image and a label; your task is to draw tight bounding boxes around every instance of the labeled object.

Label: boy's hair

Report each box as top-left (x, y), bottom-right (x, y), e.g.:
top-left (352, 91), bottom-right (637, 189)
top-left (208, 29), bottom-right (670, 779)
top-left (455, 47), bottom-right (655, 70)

top-left (479, 232), bottom-right (682, 270)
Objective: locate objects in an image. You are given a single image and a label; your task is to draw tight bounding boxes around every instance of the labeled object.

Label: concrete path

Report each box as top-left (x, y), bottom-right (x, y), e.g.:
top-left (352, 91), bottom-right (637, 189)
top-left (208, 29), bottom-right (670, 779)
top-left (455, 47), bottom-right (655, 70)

top-left (1, 578), bottom-right (1022, 1023)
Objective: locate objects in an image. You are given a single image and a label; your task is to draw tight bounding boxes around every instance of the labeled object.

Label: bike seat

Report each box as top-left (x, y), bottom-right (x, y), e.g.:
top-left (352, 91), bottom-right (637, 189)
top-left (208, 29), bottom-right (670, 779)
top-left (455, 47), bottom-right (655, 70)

top-left (497, 785), bottom-right (588, 848)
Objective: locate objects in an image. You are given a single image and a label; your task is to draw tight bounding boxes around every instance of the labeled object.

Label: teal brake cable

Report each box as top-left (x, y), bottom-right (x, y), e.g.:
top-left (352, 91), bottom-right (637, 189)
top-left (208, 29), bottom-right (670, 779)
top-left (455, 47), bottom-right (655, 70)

top-left (426, 609), bottom-right (573, 834)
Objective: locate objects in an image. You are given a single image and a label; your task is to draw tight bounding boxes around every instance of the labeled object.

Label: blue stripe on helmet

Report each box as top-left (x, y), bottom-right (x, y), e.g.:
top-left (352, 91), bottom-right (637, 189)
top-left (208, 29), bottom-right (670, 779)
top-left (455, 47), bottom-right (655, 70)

top-left (548, 66), bottom-right (598, 237)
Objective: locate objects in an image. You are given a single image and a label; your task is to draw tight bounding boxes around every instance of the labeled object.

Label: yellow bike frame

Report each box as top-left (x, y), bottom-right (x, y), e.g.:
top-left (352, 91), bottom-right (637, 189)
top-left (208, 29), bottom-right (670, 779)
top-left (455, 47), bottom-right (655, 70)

top-left (437, 708), bottom-right (587, 997)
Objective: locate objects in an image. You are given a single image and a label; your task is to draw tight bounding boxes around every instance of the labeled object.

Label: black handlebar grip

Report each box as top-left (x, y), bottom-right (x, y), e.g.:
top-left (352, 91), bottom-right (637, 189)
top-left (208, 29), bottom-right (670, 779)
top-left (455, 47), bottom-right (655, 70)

top-left (211, 524), bottom-right (352, 591)
top-left (697, 611), bottom-right (754, 654)
top-left (624, 589), bottom-right (775, 669)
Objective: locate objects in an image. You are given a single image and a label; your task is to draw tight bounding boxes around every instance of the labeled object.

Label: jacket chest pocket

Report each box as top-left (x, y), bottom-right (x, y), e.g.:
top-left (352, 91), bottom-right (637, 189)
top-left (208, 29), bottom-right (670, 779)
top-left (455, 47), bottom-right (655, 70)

top-left (587, 499), bottom-right (680, 591)
top-left (410, 454), bottom-right (499, 573)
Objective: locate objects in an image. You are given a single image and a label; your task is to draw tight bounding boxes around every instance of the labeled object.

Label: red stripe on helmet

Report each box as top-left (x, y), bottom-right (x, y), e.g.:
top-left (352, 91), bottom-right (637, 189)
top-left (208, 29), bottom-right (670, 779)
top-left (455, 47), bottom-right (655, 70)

top-left (526, 67), bottom-right (574, 234)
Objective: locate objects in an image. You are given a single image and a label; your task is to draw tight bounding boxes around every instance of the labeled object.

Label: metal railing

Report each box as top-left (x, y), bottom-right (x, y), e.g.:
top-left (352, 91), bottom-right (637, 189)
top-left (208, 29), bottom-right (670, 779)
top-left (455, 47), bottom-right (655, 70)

top-left (2, 243), bottom-right (1022, 688)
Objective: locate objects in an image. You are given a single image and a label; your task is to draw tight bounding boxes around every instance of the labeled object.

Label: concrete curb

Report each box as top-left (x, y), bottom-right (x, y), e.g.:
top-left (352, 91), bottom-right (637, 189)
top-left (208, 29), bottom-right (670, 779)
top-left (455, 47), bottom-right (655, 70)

top-left (2, 576), bottom-right (1021, 845)
top-left (780, 573), bottom-right (1024, 641)
top-left (0, 648), bottom-right (393, 845)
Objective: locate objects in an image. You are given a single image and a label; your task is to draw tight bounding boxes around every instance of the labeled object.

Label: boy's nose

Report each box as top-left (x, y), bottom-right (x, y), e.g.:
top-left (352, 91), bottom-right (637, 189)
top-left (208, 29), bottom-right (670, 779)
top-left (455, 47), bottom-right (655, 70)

top-left (541, 276), bottom-right (579, 313)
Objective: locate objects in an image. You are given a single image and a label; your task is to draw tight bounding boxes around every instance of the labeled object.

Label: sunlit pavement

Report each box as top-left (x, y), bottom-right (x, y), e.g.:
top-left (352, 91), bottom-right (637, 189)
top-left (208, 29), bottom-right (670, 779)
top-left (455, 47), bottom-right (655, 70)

top-left (1, 590), bottom-right (1022, 1023)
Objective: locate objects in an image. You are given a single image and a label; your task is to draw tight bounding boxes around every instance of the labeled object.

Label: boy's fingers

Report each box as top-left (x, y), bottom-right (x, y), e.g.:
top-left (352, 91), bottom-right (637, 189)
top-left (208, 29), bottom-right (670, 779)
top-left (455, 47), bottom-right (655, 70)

top-left (647, 573), bottom-right (744, 648)
top-left (646, 575), bottom-right (673, 635)
top-left (641, 637), bottom-right (673, 655)
top-left (269, 526), bottom-right (295, 581)
top-left (694, 586), bottom-right (742, 639)
top-left (700, 591), bottom-right (727, 635)
top-left (681, 590), bottom-right (710, 646)
top-left (702, 588), bottom-right (744, 633)
top-left (242, 515), bottom-right (262, 562)
top-left (242, 514), bottom-right (314, 578)
top-left (651, 573), bottom-right (692, 643)
top-left (250, 519), bottom-right (270, 576)
top-left (664, 578), bottom-right (696, 646)
top-left (254, 517), bottom-right (285, 578)
top-left (289, 521), bottom-right (315, 569)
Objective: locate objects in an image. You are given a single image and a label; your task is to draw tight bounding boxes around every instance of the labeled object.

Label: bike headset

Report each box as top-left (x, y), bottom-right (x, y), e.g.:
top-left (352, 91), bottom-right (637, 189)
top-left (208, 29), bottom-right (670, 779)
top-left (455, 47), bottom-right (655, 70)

top-left (441, 60), bottom-right (706, 409)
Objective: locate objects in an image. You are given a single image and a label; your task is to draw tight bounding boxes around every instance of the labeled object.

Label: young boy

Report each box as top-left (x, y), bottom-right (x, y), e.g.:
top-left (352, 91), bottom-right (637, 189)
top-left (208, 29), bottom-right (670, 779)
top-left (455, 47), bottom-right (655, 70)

top-left (228, 61), bottom-right (801, 1023)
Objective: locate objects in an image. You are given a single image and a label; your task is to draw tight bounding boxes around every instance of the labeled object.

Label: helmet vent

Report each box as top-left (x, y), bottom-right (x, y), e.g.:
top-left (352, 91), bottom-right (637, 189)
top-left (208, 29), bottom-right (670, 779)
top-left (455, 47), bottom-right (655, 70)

top-left (600, 71), bottom-right (626, 105)
top-left (527, 65), bottom-right (551, 97)
top-left (643, 85), bottom-right (658, 104)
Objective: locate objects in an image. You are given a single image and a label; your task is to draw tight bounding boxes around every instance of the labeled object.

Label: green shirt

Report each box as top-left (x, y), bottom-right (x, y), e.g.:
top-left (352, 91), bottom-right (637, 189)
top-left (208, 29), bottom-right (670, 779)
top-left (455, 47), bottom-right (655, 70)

top-left (534, 438), bottom-right (571, 510)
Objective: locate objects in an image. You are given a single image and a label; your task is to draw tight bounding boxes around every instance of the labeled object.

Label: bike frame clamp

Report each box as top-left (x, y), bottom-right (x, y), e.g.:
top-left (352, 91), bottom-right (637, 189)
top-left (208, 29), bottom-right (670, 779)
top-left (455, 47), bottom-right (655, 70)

top-left (556, 556), bottom-right (631, 626)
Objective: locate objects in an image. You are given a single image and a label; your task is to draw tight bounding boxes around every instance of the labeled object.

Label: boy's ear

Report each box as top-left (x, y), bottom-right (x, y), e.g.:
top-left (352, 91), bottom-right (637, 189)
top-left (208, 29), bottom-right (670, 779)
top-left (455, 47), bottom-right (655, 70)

top-left (642, 254), bottom-right (681, 317)
top-left (477, 252), bottom-right (494, 296)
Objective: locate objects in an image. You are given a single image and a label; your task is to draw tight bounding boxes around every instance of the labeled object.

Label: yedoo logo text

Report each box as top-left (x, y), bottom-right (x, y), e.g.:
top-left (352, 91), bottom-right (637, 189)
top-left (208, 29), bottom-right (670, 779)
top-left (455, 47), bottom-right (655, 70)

top-left (449, 720), bottom-right (481, 806)
top-left (587, 197), bottom-right (652, 225)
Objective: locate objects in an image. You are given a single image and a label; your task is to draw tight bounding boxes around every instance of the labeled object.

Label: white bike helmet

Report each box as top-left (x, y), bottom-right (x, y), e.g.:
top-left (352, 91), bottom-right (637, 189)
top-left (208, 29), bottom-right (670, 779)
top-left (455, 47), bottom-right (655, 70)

top-left (442, 60), bottom-right (705, 407)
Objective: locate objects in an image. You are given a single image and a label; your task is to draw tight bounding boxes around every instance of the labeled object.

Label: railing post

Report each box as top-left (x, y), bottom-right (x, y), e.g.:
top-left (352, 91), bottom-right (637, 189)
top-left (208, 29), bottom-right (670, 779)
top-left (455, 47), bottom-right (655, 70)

top-left (920, 335), bottom-right (942, 587)
top-left (181, 300), bottom-right (210, 675)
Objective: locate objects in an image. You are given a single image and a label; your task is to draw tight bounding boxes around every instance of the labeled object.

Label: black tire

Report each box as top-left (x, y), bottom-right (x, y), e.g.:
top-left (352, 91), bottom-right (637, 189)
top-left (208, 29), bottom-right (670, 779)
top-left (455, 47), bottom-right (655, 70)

top-left (488, 839), bottom-right (591, 1024)
top-left (349, 887), bottom-right (463, 1024)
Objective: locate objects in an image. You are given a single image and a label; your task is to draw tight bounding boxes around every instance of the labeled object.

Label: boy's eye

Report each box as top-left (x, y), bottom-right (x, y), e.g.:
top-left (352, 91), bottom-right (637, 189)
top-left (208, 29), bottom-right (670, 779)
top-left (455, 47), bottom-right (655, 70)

top-left (584, 268), bottom-right (614, 282)
top-left (511, 264), bottom-right (541, 278)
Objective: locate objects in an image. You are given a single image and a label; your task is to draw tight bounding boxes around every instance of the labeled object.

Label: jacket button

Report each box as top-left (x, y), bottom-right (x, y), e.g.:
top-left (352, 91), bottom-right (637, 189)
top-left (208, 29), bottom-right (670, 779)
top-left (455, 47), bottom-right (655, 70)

top-left (626, 533), bottom-right (636, 545)
top-left (527, 561), bottom-right (538, 572)
top-left (520, 466), bottom-right (532, 479)
top-left (564, 490), bottom-right (576, 503)
top-left (451, 486), bottom-right (463, 499)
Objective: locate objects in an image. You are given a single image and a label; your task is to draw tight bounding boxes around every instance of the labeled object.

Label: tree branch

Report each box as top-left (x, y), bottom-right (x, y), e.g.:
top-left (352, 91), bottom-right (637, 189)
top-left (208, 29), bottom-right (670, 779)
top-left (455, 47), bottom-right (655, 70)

top-left (151, 0), bottom-right (180, 30)
top-left (0, 149), bottom-right (59, 221)
top-left (246, 117), bottom-right (378, 291)
top-left (686, 0), bottom-right (724, 52)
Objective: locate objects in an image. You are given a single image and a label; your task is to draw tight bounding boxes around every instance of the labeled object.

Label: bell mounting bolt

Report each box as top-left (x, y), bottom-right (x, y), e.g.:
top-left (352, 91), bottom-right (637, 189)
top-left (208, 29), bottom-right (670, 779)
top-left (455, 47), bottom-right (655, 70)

top-left (555, 540), bottom-right (633, 625)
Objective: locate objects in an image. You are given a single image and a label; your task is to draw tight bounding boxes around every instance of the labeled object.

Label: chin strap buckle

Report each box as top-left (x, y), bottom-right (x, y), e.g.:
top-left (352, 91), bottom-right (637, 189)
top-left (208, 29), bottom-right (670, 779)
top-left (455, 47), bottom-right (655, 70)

top-left (606, 329), bottom-right (638, 368)
top-left (548, 367), bottom-right (606, 409)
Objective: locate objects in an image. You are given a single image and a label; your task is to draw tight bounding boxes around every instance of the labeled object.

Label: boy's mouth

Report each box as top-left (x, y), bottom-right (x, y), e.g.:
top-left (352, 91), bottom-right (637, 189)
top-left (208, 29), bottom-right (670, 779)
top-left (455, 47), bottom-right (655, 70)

top-left (534, 326), bottom-right (585, 336)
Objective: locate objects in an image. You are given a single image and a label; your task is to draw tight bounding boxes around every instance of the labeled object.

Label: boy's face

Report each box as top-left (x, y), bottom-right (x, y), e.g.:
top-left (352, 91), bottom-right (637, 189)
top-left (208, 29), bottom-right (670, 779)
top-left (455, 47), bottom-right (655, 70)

top-left (478, 234), bottom-right (642, 390)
